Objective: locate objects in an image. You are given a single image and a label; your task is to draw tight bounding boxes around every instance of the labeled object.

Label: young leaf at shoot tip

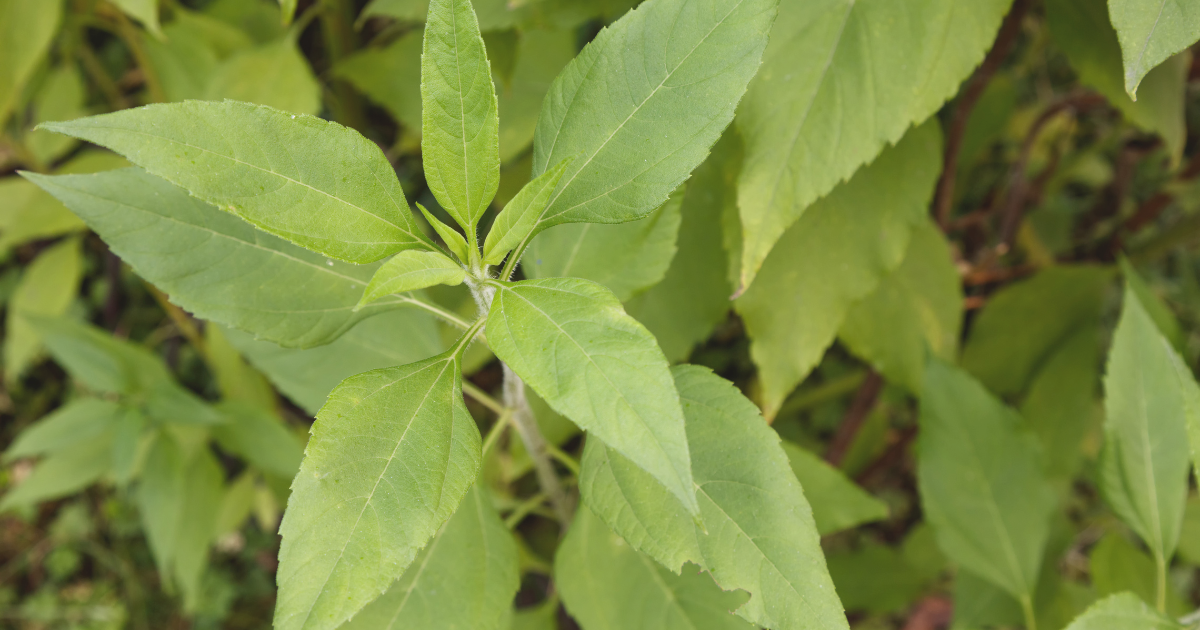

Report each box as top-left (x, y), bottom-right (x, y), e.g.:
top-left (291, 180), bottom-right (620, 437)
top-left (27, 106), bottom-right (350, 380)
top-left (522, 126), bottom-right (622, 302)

top-left (356, 250), bottom-right (466, 311)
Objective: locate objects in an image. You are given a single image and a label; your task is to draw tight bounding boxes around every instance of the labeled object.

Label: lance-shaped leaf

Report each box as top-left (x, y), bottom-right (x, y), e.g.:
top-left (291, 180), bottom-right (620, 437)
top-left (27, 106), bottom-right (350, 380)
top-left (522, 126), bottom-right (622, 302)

top-left (1062, 593), bottom-right (1182, 630)
top-left (341, 485), bottom-right (519, 630)
top-left (1108, 0), bottom-right (1200, 98)
top-left (783, 442), bottom-right (888, 535)
top-left (0, 435), bottom-right (114, 511)
top-left (4, 398), bottom-right (123, 462)
top-left (579, 366), bottom-right (850, 630)
top-left (1100, 283), bottom-right (1191, 580)
top-left (274, 340), bottom-right (483, 630)
top-left (557, 505), bottom-right (755, 630)
top-left (734, 0), bottom-right (1011, 290)
top-left (38, 101), bottom-right (432, 264)
top-left (1167, 349), bottom-right (1200, 489)
top-left (421, 0), bottom-right (500, 234)
top-left (484, 277), bottom-right (698, 516)
top-left (358, 250), bottom-right (465, 309)
top-left (0, 0), bottom-right (62, 128)
top-left (525, 0), bottom-right (776, 243)
top-left (5, 237), bottom-right (83, 381)
top-left (917, 359), bottom-right (1055, 605)
top-left (482, 157), bottom-right (572, 266)
top-left (25, 168), bottom-right (448, 348)
top-left (113, 0), bottom-right (163, 38)
top-left (416, 203), bottom-right (472, 263)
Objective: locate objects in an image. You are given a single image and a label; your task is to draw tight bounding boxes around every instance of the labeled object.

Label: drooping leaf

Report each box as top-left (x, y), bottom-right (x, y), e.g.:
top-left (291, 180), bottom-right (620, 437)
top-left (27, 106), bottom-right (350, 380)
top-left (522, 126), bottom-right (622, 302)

top-left (485, 277), bottom-right (698, 516)
top-left (482, 157), bottom-right (572, 266)
top-left (38, 101), bottom-right (433, 264)
top-left (5, 237), bottom-right (83, 382)
top-left (579, 365), bottom-right (849, 630)
top-left (1099, 283), bottom-right (1191, 577)
top-left (0, 435), bottom-right (115, 511)
top-left (839, 219), bottom-right (963, 393)
top-left (1020, 325), bottom-right (1102, 480)
top-left (421, 0), bottom-right (500, 234)
top-left (340, 485), bottom-right (519, 630)
top-left (917, 359), bottom-right (1055, 603)
top-left (25, 168), bottom-right (442, 348)
top-left (0, 0), bottom-right (62, 127)
top-left (274, 344), bottom-right (482, 630)
top-left (4, 398), bottom-right (124, 462)
top-left (525, 187), bottom-right (683, 302)
top-left (626, 133), bottom-right (738, 363)
top-left (733, 0), bottom-right (1011, 290)
top-left (1108, 0), bottom-right (1200, 98)
top-left (736, 122), bottom-right (941, 418)
top-left (113, 0), bottom-right (163, 38)
top-left (523, 0), bottom-right (776, 245)
top-left (358, 250), bottom-right (465, 309)
top-left (333, 30), bottom-right (424, 134)
top-left (1046, 0), bottom-right (1188, 164)
top-left (206, 39), bottom-right (322, 115)
top-left (782, 442), bottom-right (888, 536)
top-left (221, 309), bottom-right (446, 415)
top-left (961, 265), bottom-right (1112, 396)
top-left (496, 29), bottom-right (575, 163)
top-left (556, 505), bottom-right (755, 630)
top-left (1062, 593), bottom-right (1182, 630)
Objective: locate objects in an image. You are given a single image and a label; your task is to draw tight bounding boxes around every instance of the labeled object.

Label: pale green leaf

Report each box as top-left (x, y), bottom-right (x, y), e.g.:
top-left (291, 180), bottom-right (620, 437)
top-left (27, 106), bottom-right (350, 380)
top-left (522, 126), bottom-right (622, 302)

top-left (1090, 533), bottom-right (1188, 615)
top-left (26, 63), bottom-right (87, 165)
top-left (113, 0), bottom-right (163, 38)
top-left (175, 448), bottom-right (223, 611)
top-left (1100, 283), bottom-right (1191, 572)
top-left (212, 401), bottom-right (303, 478)
top-left (142, 18), bottom-right (219, 101)
top-left (110, 407), bottom-right (146, 485)
top-left (216, 472), bottom-right (257, 537)
top-left (415, 202), bottom-right (471, 264)
top-left (626, 132), bottom-right (737, 363)
top-left (734, 0), bottom-right (1010, 290)
top-left (482, 157), bottom-right (572, 266)
top-left (362, 0), bottom-right (523, 31)
top-left (1046, 0), bottom-right (1188, 164)
top-left (579, 366), bottom-right (849, 630)
top-left (839, 219), bottom-right (963, 393)
top-left (0, 0), bottom-right (62, 127)
top-left (826, 527), bottom-right (945, 615)
top-left (333, 31), bottom-right (424, 133)
top-left (274, 346), bottom-right (482, 630)
top-left (1108, 0), bottom-right (1200, 97)
top-left (205, 324), bottom-right (277, 411)
top-left (782, 442), bottom-right (887, 535)
top-left (736, 122), bottom-right (941, 418)
top-left (1062, 593), bottom-right (1182, 630)
top-left (484, 277), bottom-right (698, 515)
top-left (4, 398), bottom-right (123, 462)
top-left (917, 359), bottom-right (1055, 601)
top-left (39, 101), bottom-right (433, 264)
top-left (1167, 348), bottom-right (1200, 489)
top-left (1120, 257), bottom-right (1184, 349)
top-left (5, 237), bottom-right (83, 381)
top-left (25, 168), bottom-right (440, 348)
top-left (0, 436), bottom-right (114, 512)
top-left (524, 0), bottom-right (775, 243)
top-left (1177, 496), bottom-right (1200, 564)
top-left (358, 250), bottom-right (465, 309)
top-left (525, 187), bottom-right (682, 302)
top-left (339, 485), bottom-right (518, 630)
top-left (421, 0), bottom-right (500, 233)
top-left (221, 309), bottom-right (446, 415)
top-left (1021, 325), bottom-right (1103, 480)
top-left (508, 600), bottom-right (557, 630)
top-left (206, 39), bottom-right (322, 115)
top-left (0, 151), bottom-right (127, 253)
top-left (496, 29), bottom-right (574, 163)
top-left (280, 0), bottom-right (298, 24)
top-left (556, 505), bottom-right (755, 630)
top-left (961, 265), bottom-right (1113, 396)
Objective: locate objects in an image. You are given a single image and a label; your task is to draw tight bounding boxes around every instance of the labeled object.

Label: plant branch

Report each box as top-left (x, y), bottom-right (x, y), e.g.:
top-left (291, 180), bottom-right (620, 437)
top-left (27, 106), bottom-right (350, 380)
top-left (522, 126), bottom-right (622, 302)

top-left (775, 370), bottom-right (867, 420)
top-left (825, 370), bottom-right (883, 466)
top-left (463, 381), bottom-right (506, 415)
top-left (503, 364), bottom-right (573, 526)
top-left (481, 410), bottom-right (512, 458)
top-left (1020, 593), bottom-right (1038, 630)
top-left (400, 294), bottom-right (473, 331)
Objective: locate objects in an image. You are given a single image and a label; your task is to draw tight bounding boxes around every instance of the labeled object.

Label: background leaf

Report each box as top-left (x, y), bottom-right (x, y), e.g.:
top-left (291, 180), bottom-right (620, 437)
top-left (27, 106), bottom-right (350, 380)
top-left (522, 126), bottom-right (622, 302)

top-left (782, 442), bottom-right (888, 536)
top-left (0, 0), bottom-right (62, 127)
top-left (4, 237), bottom-right (83, 382)
top-left (1062, 592), bottom-right (1182, 630)
top-left (1108, 0), bottom-right (1200, 96)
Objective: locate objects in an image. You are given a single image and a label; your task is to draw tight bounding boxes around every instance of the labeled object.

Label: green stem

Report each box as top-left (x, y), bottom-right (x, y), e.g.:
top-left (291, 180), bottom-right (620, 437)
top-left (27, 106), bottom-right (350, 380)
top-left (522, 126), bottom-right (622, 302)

top-left (504, 492), bottom-right (547, 529)
top-left (503, 364), bottom-right (573, 526)
top-left (481, 410), bottom-right (512, 458)
top-left (1156, 552), bottom-right (1168, 614)
top-left (463, 381), bottom-right (506, 415)
top-left (1020, 593), bottom-right (1037, 630)
top-left (545, 443), bottom-right (580, 476)
top-left (400, 294), bottom-right (473, 331)
top-left (111, 9), bottom-right (164, 103)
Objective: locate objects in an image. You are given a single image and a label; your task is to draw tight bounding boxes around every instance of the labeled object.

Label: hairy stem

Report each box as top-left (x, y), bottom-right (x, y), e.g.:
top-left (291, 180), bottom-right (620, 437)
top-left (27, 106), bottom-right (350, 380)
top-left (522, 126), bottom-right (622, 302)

top-left (503, 364), bottom-right (573, 526)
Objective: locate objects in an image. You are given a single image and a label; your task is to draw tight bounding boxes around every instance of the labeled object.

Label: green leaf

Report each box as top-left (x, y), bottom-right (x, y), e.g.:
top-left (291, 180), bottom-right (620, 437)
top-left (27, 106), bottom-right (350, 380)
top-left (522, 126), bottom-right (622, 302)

top-left (625, 133), bottom-right (737, 363)
top-left (339, 485), bottom-right (518, 630)
top-left (111, 407), bottom-right (146, 485)
top-left (525, 187), bottom-right (683, 302)
top-left (415, 202), bottom-right (472, 264)
top-left (26, 63), bottom-right (87, 165)
top-left (1090, 533), bottom-right (1188, 615)
top-left (736, 121), bottom-right (941, 418)
top-left (4, 398), bottom-right (123, 462)
top-left (113, 0), bottom-right (163, 38)
top-left (579, 366), bottom-right (849, 630)
top-left (274, 345), bottom-right (482, 630)
top-left (212, 401), bottom-right (303, 478)
top-left (839, 219), bottom-right (963, 393)
top-left (358, 250), bottom-right (465, 309)
top-left (733, 0), bottom-right (1011, 290)
top-left (0, 152), bottom-right (127, 253)
top-left (1046, 0), bottom-right (1188, 164)
top-left (206, 39), bottom-right (322, 115)
top-left (826, 527), bottom-right (945, 615)
top-left (556, 505), bottom-right (755, 630)
top-left (917, 359), bottom-right (1055, 602)
top-left (1108, 0), bottom-right (1200, 98)
top-left (782, 441), bottom-right (887, 535)
top-left (525, 0), bottom-right (776, 240)
top-left (496, 29), bottom-right (575, 163)
top-left (0, 434), bottom-right (115, 511)
top-left (961, 265), bottom-right (1113, 396)
top-left (25, 168), bottom-right (438, 348)
top-left (142, 10), bottom-right (254, 103)
top-left (0, 0), bottom-right (62, 127)
top-left (1120, 257), bottom-right (1184, 350)
top-left (38, 101), bottom-right (432, 264)
top-left (220, 309), bottom-right (446, 415)
top-left (481, 157), bottom-right (572, 266)
top-left (362, 0), bottom-right (524, 31)
top-left (175, 447), bottom-right (224, 612)
top-left (1062, 593), bottom-right (1182, 630)
top-left (485, 277), bottom-right (698, 516)
top-left (5, 237), bottom-right (84, 381)
top-left (205, 324), bottom-right (277, 411)
top-left (279, 0), bottom-right (298, 25)
top-left (333, 30), bottom-right (424, 134)
top-left (1100, 283), bottom-right (1191, 576)
top-left (421, 0), bottom-right (500, 235)
top-left (216, 472), bottom-right (257, 537)
top-left (1021, 325), bottom-right (1103, 480)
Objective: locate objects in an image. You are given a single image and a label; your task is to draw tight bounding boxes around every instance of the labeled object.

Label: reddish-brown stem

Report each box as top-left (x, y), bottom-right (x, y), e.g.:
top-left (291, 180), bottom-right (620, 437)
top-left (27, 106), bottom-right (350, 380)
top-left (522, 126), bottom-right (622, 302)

top-left (825, 371), bottom-right (883, 467)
